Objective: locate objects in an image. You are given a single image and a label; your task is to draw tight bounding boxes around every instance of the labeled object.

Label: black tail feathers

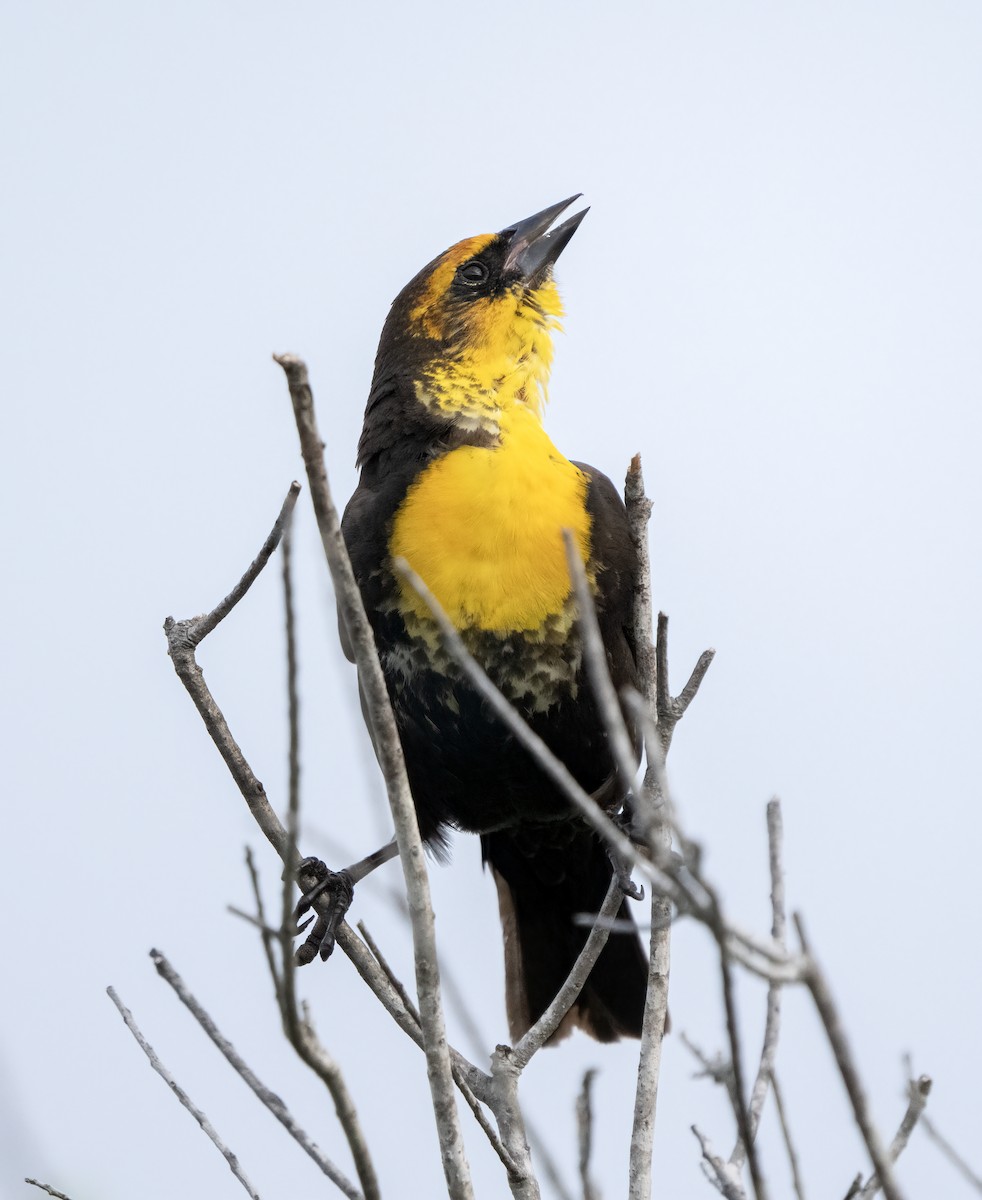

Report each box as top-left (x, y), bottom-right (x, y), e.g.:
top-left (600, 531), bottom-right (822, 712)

top-left (482, 824), bottom-right (648, 1044)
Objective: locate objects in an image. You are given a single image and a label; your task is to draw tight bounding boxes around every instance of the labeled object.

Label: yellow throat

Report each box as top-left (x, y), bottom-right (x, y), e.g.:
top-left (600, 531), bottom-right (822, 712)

top-left (390, 404), bottom-right (591, 634)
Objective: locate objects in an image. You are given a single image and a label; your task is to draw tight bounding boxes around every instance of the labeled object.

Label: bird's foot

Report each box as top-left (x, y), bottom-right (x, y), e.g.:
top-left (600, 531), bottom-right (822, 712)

top-left (292, 857), bottom-right (354, 964)
top-left (606, 848), bottom-right (644, 902)
top-left (607, 808), bottom-right (645, 901)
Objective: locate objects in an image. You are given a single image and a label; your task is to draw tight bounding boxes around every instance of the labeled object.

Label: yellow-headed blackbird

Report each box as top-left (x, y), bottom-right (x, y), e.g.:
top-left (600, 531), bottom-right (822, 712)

top-left (342, 196), bottom-right (647, 1042)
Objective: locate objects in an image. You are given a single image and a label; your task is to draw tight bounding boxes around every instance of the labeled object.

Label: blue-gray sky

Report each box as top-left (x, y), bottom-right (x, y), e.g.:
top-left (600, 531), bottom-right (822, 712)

top-left (2, 3), bottom-right (980, 1197)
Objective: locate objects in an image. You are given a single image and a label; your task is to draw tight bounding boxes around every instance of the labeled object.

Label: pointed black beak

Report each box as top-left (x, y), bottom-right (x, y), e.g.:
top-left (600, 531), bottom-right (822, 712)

top-left (501, 194), bottom-right (589, 283)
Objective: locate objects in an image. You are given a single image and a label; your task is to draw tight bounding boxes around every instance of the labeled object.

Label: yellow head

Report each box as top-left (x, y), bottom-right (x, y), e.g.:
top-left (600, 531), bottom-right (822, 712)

top-left (360, 197), bottom-right (588, 463)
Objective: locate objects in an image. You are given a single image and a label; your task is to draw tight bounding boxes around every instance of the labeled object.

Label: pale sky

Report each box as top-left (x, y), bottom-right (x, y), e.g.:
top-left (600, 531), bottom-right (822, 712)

top-left (2, 3), bottom-right (981, 1197)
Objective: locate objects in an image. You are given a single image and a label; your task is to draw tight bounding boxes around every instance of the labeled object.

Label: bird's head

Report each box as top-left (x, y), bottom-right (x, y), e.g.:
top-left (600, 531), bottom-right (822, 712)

top-left (366, 196), bottom-right (588, 452)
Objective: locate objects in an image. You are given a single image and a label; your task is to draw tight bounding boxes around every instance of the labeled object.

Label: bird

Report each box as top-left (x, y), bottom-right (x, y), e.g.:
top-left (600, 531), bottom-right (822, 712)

top-left (340, 196), bottom-right (648, 1042)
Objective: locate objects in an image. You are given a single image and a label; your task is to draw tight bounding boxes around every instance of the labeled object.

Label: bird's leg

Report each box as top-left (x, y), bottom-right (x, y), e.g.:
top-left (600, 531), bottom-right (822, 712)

top-left (607, 799), bottom-right (645, 901)
top-left (293, 839), bottom-right (399, 964)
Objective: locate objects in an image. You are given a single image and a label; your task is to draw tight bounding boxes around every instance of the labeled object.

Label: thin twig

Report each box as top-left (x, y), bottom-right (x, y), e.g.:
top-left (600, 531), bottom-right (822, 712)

top-left (275, 353), bottom-right (474, 1200)
top-left (771, 1072), bottom-right (807, 1200)
top-left (793, 915), bottom-right (904, 1200)
top-left (106, 987), bottom-right (263, 1200)
top-left (655, 611), bottom-right (715, 752)
top-left (563, 530), bottom-right (640, 805)
top-left (269, 746), bottom-right (382, 1200)
top-left (920, 1113), bottom-right (982, 1192)
top-left (355, 920), bottom-right (520, 1178)
top-left (576, 1069), bottom-right (599, 1200)
top-left (164, 483), bottom-right (301, 864)
top-left (731, 799), bottom-right (787, 1168)
top-left (244, 846), bottom-right (282, 1000)
top-left (513, 876), bottom-right (624, 1067)
top-left (25, 1181), bottom-right (74, 1200)
top-left (282, 508), bottom-right (301, 858)
top-left (705, 883), bottom-right (768, 1200)
top-left (857, 1069), bottom-right (933, 1199)
top-left (149, 950), bottom-right (362, 1199)
top-left (692, 1126), bottom-right (747, 1200)
top-left (196, 482), bottom-right (302, 643)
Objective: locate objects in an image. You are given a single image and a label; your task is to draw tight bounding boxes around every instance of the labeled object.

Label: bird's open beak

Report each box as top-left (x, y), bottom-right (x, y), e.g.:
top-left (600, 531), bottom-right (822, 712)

top-left (501, 195), bottom-right (589, 282)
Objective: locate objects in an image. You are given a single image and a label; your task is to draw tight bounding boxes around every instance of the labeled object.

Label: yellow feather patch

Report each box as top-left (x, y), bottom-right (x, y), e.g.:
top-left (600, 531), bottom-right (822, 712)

top-left (390, 405), bottom-right (591, 634)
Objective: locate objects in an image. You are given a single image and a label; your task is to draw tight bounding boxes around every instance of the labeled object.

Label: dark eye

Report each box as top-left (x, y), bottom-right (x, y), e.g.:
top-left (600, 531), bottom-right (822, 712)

top-left (457, 259), bottom-right (489, 285)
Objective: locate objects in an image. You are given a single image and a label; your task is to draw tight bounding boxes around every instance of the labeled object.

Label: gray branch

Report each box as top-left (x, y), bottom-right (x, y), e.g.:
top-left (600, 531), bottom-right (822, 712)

top-left (150, 950), bottom-right (362, 1199)
top-left (274, 353), bottom-right (473, 1200)
top-left (855, 1069), bottom-right (932, 1199)
top-left (794, 915), bottom-right (904, 1200)
top-left (771, 1072), bottom-right (807, 1200)
top-left (576, 1069), bottom-right (600, 1200)
top-left (106, 987), bottom-right (262, 1200)
top-left (731, 799), bottom-right (788, 1168)
top-left (25, 1181), bottom-right (75, 1200)
top-left (512, 876), bottom-right (625, 1068)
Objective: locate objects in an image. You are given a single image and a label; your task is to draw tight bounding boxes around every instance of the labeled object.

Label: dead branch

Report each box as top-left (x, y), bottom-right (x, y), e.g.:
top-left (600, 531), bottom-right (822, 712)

top-left (106, 987), bottom-right (263, 1200)
top-left (793, 915), bottom-right (904, 1200)
top-left (274, 352), bottom-right (473, 1200)
top-left (854, 1069), bottom-right (932, 1199)
top-left (920, 1113), bottom-right (982, 1192)
top-left (149, 949), bottom-right (362, 1198)
top-left (771, 1072), bottom-right (807, 1200)
top-left (25, 1181), bottom-right (74, 1200)
top-left (692, 1125), bottom-right (747, 1200)
top-left (731, 799), bottom-right (787, 1168)
top-left (512, 877), bottom-right (625, 1068)
top-left (576, 1069), bottom-right (600, 1200)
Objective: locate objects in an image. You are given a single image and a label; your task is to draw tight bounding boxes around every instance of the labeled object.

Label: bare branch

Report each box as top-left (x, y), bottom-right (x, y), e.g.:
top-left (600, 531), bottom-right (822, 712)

top-left (731, 799), bottom-right (788, 1167)
top-left (355, 920), bottom-right (519, 1178)
top-left (624, 454), bottom-right (657, 707)
top-left (163, 484), bottom-right (301, 864)
top-left (771, 1072), bottom-right (807, 1200)
top-left (692, 1126), bottom-right (747, 1200)
top-left (920, 1113), bottom-right (982, 1192)
top-left (274, 353), bottom-right (473, 1200)
top-left (654, 611), bottom-right (715, 752)
top-left (563, 530), bottom-right (640, 806)
top-left (106, 987), bottom-right (263, 1200)
top-left (25, 1181), bottom-right (74, 1200)
top-left (149, 950), bottom-right (363, 1199)
top-left (282, 507), bottom-right (301, 854)
top-left (793, 915), bottom-right (904, 1200)
top-left (576, 1069), bottom-right (600, 1200)
top-left (195, 482), bottom-right (301, 643)
top-left (513, 876), bottom-right (624, 1068)
top-left (706, 883), bottom-right (768, 1200)
top-left (243, 846), bottom-right (283, 1002)
top-left (857, 1069), bottom-right (933, 1199)
top-left (629, 886), bottom-right (673, 1200)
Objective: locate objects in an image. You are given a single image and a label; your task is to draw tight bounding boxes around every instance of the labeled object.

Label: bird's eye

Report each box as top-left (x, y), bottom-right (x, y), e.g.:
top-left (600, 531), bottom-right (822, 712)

top-left (457, 259), bottom-right (489, 285)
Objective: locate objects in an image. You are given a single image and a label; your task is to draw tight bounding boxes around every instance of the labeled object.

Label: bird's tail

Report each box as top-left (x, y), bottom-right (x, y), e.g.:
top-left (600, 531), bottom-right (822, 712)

top-left (482, 824), bottom-right (649, 1043)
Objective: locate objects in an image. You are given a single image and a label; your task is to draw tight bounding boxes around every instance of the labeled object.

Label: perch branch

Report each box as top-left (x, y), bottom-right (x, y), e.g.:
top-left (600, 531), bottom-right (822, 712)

top-left (274, 352), bottom-right (472, 1199)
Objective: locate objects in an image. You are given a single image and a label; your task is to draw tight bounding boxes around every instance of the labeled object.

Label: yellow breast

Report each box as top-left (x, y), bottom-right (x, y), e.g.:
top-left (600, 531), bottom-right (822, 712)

top-left (389, 406), bottom-right (591, 635)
